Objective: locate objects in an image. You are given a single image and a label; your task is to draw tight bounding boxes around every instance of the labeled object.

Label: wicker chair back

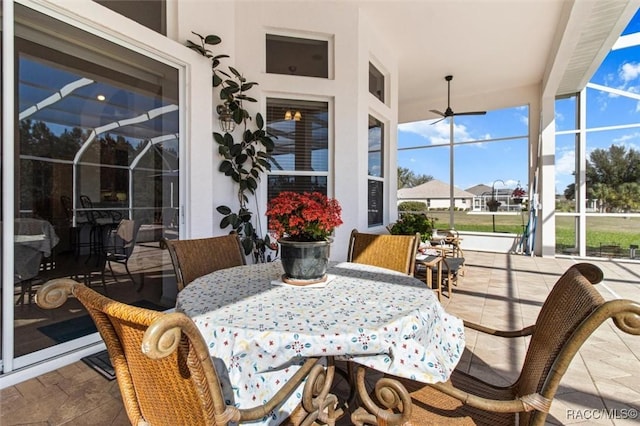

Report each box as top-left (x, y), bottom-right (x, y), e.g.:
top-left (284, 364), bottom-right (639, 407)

top-left (347, 228), bottom-right (420, 275)
top-left (164, 235), bottom-right (246, 291)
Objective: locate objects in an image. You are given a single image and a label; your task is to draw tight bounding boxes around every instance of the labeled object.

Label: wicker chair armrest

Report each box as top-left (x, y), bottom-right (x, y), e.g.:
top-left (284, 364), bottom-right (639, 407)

top-left (350, 365), bottom-right (550, 426)
top-left (429, 381), bottom-right (551, 413)
top-left (463, 320), bottom-right (535, 337)
top-left (35, 278), bottom-right (77, 308)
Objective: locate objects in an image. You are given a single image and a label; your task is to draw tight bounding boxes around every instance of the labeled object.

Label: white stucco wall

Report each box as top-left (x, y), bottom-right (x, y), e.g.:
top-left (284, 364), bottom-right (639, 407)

top-left (216, 1), bottom-right (400, 260)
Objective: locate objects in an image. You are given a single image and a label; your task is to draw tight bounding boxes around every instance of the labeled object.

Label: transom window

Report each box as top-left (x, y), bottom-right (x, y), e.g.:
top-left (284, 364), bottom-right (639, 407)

top-left (369, 62), bottom-right (385, 103)
top-left (266, 34), bottom-right (328, 78)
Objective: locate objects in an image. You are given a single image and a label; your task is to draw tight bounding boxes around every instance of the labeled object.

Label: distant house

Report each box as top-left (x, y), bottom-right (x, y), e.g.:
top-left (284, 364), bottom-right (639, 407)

top-left (466, 184), bottom-right (526, 211)
top-left (397, 179), bottom-right (475, 210)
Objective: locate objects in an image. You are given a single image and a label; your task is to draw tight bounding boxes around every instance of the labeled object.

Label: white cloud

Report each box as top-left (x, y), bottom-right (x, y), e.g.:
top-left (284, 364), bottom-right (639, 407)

top-left (555, 111), bottom-right (564, 122)
top-left (620, 62), bottom-right (640, 82)
top-left (399, 119), bottom-right (474, 146)
top-left (611, 132), bottom-right (640, 151)
top-left (555, 149), bottom-right (575, 176)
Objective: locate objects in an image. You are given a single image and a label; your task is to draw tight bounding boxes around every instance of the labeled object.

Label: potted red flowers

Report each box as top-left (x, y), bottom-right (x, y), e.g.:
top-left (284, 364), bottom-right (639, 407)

top-left (511, 185), bottom-right (526, 204)
top-left (266, 192), bottom-right (342, 284)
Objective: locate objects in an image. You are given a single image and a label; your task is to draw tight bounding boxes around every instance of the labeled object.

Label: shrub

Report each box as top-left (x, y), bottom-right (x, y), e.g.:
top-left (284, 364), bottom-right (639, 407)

top-left (389, 213), bottom-right (436, 242)
top-left (398, 201), bottom-right (428, 212)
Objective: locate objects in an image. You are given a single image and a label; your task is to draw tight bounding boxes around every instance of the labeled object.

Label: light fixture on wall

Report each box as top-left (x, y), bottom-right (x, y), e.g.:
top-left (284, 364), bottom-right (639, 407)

top-left (284, 110), bottom-right (302, 121)
top-left (217, 103), bottom-right (236, 133)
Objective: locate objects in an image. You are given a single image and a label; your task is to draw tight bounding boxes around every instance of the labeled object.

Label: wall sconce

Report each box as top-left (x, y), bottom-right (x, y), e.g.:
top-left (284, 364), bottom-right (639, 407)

top-left (217, 103), bottom-right (236, 133)
top-left (284, 110), bottom-right (302, 121)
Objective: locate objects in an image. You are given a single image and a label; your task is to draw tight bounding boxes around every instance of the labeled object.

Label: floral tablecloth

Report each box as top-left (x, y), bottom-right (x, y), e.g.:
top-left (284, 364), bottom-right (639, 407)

top-left (176, 261), bottom-right (465, 425)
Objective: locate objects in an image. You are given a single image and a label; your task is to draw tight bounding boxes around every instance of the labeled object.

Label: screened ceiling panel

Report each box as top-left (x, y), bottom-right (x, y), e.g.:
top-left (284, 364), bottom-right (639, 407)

top-left (18, 54), bottom-right (179, 167)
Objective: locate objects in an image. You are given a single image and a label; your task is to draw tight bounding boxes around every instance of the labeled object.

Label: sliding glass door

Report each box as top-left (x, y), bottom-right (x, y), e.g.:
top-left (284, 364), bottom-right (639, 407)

top-left (8, 3), bottom-right (180, 367)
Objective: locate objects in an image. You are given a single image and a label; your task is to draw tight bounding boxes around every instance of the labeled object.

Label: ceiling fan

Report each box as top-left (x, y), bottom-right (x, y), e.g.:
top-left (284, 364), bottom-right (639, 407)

top-left (430, 75), bottom-right (486, 124)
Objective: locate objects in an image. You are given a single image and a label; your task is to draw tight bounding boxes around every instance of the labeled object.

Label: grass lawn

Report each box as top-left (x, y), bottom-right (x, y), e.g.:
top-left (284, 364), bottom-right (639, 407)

top-left (422, 210), bottom-right (640, 257)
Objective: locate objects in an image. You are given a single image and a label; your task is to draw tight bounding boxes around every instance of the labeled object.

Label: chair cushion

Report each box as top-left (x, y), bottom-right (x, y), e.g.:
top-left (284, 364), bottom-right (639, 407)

top-left (387, 371), bottom-right (516, 426)
top-left (440, 257), bottom-right (465, 274)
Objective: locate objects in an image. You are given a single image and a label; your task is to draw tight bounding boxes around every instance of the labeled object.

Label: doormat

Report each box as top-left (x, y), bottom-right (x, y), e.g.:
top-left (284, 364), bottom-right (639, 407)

top-left (81, 350), bottom-right (116, 381)
top-left (37, 300), bottom-right (167, 344)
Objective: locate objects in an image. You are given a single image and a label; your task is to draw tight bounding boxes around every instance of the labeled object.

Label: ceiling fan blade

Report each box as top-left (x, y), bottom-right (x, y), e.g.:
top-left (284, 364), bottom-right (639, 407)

top-left (428, 76), bottom-right (486, 121)
top-left (453, 111), bottom-right (487, 116)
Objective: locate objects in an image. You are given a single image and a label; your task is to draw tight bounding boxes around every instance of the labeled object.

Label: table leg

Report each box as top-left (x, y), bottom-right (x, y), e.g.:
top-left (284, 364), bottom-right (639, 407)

top-left (298, 356), bottom-right (343, 425)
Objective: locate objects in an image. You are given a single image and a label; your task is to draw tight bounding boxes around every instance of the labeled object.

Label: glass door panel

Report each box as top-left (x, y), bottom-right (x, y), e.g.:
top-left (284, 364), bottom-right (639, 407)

top-left (13, 4), bottom-right (179, 359)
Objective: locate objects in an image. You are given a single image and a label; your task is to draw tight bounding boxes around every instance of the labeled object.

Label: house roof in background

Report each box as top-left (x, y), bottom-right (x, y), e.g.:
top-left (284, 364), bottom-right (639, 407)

top-left (398, 179), bottom-right (475, 199)
top-left (465, 184), bottom-right (492, 196)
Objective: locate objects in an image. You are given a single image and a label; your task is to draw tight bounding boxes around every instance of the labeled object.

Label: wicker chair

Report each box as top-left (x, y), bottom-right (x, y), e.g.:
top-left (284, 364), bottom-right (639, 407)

top-left (351, 263), bottom-right (640, 426)
top-left (163, 234), bottom-right (246, 291)
top-left (36, 278), bottom-right (339, 426)
top-left (347, 229), bottom-right (420, 275)
top-left (102, 219), bottom-right (143, 292)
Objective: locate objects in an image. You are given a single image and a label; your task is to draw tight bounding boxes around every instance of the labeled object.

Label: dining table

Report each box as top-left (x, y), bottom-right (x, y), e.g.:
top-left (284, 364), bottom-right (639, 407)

top-left (175, 260), bottom-right (465, 425)
top-left (13, 218), bottom-right (60, 305)
top-left (14, 218), bottom-right (60, 281)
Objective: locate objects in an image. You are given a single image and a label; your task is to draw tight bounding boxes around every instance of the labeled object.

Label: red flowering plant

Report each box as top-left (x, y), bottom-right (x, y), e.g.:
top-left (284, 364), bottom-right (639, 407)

top-left (512, 185), bottom-right (526, 199)
top-left (266, 192), bottom-right (343, 241)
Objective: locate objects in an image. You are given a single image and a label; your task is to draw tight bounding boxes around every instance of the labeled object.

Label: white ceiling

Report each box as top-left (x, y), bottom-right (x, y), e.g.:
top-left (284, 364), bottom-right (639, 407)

top-left (357, 0), bottom-right (640, 123)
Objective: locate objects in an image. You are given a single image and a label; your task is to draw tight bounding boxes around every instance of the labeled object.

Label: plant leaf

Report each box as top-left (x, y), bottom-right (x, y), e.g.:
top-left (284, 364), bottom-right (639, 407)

top-left (241, 237), bottom-right (253, 255)
top-left (233, 108), bottom-right (244, 124)
top-left (247, 177), bottom-right (257, 191)
top-left (220, 215), bottom-right (231, 229)
top-left (229, 66), bottom-right (242, 78)
top-left (235, 153), bottom-right (248, 164)
top-left (217, 205), bottom-right (232, 215)
top-left (219, 160), bottom-right (233, 174)
top-left (256, 113), bottom-right (264, 129)
top-left (230, 143), bottom-right (242, 156)
top-left (213, 132), bottom-right (225, 145)
top-left (204, 35), bottom-right (222, 45)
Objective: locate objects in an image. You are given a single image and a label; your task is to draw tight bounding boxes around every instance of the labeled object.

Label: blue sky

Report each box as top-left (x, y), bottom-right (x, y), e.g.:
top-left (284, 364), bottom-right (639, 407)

top-left (398, 9), bottom-right (640, 195)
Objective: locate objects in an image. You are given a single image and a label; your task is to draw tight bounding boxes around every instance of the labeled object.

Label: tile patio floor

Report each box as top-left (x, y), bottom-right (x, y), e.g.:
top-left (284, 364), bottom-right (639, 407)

top-left (2, 251), bottom-right (639, 425)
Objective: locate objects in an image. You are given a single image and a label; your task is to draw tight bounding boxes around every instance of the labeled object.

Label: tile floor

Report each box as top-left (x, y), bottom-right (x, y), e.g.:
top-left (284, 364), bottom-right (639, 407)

top-left (1, 251), bottom-right (639, 425)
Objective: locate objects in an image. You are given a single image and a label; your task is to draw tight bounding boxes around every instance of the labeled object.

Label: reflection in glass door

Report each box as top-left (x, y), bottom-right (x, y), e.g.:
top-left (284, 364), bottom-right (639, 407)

top-left (12, 5), bottom-right (179, 362)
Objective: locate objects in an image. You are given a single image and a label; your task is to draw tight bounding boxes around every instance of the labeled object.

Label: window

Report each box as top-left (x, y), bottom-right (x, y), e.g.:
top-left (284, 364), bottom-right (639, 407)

top-left (266, 34), bottom-right (328, 78)
top-left (554, 31), bottom-right (640, 258)
top-left (368, 115), bottom-right (384, 226)
top-left (266, 98), bottom-right (329, 200)
top-left (398, 105), bottom-right (529, 229)
top-left (94, 0), bottom-right (166, 35)
top-left (369, 62), bottom-right (385, 103)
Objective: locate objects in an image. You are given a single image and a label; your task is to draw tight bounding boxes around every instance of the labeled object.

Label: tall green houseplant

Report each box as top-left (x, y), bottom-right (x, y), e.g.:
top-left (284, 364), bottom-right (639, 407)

top-left (187, 32), bottom-right (276, 262)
